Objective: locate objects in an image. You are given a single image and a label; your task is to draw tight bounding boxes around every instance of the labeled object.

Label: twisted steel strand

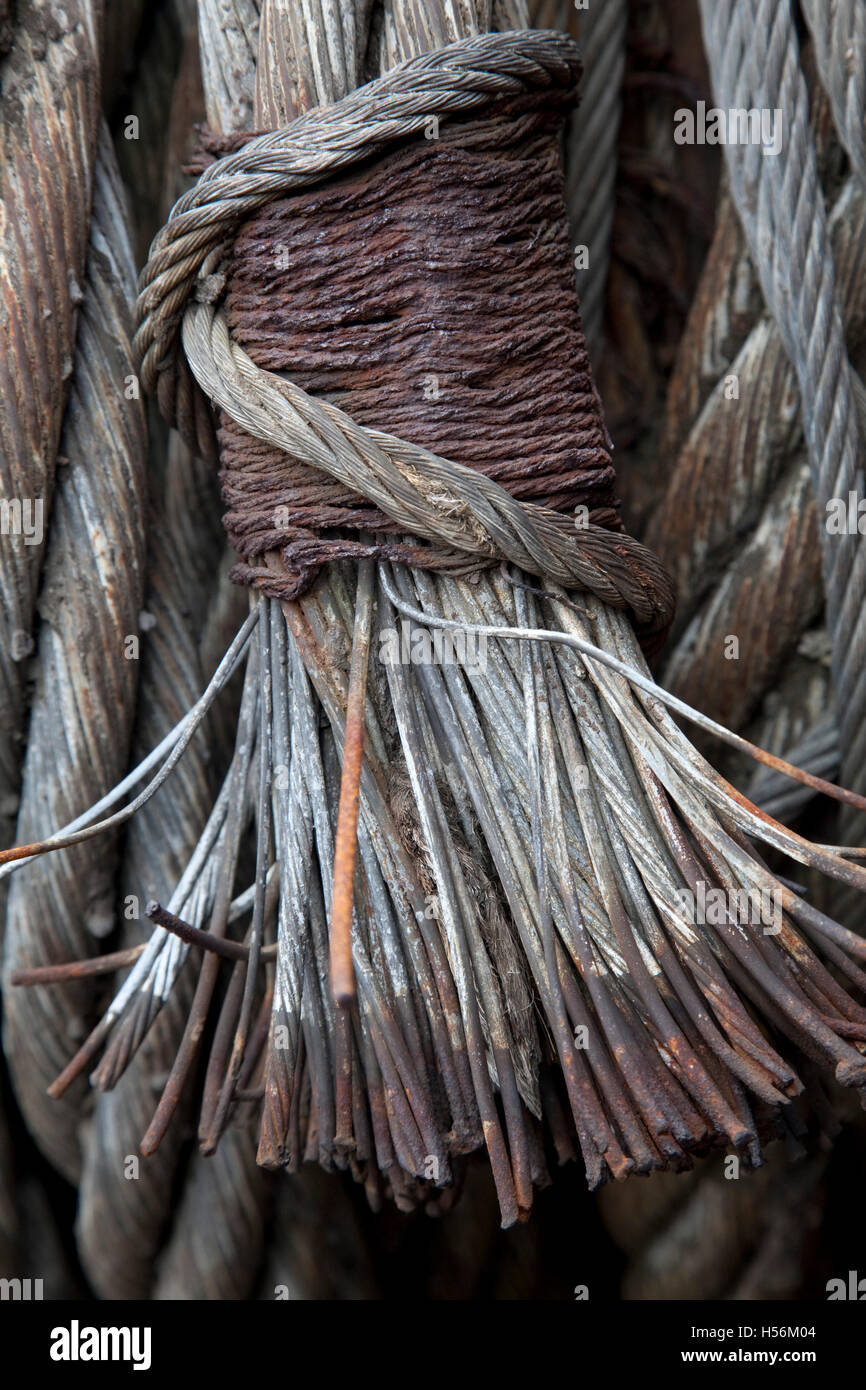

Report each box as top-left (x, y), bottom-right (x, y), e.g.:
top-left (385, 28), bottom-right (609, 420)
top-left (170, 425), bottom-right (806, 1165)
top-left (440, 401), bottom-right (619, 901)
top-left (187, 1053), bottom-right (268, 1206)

top-left (75, 430), bottom-right (227, 1297)
top-left (698, 0), bottom-right (866, 803)
top-left (661, 459), bottom-right (823, 738)
top-left (650, 45), bottom-right (858, 634)
top-left (152, 1124), bottom-right (270, 1299)
top-left (0, 0), bottom-right (102, 862)
top-left (255, 0), bottom-right (371, 125)
top-left (646, 60), bottom-right (866, 826)
top-left (2, 125), bottom-right (148, 1181)
top-left (197, 0), bottom-right (262, 132)
top-left (130, 0), bottom-right (281, 1297)
top-left (658, 185), bottom-right (762, 485)
top-left (28, 0), bottom-right (866, 1243)
top-left (558, 0), bottom-right (627, 359)
top-left (801, 0), bottom-right (866, 192)
top-left (647, 33), bottom-right (866, 836)
top-left (76, 0), bottom-right (248, 1295)
top-left (747, 707), bottom-right (839, 824)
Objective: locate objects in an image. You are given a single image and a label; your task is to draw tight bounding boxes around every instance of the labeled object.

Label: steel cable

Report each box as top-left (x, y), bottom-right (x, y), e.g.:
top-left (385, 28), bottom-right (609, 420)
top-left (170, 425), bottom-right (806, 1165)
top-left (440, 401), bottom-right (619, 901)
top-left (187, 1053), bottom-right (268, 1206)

top-left (2, 123), bottom-right (148, 1181)
top-left (697, 0), bottom-right (866, 807)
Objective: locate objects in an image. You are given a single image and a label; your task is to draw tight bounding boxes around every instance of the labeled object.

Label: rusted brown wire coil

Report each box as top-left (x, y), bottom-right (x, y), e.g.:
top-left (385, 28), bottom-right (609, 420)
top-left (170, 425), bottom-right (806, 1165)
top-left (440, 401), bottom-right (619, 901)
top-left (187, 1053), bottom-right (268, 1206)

top-left (218, 92), bottom-right (620, 589)
top-left (137, 30), bottom-right (676, 650)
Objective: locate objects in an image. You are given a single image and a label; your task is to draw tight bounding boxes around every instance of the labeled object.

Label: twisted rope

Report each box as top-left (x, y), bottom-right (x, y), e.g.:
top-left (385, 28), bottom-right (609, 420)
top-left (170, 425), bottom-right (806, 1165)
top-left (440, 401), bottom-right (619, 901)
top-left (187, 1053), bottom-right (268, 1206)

top-left (135, 29), bottom-right (586, 416)
top-left (0, 0), bottom-right (102, 867)
top-left (537, 0), bottom-right (628, 359)
top-left (661, 459), bottom-right (823, 739)
top-left (198, 0), bottom-right (262, 132)
top-left (137, 30), bottom-right (674, 642)
top-left (255, 0), bottom-right (369, 125)
top-left (646, 101), bottom-right (866, 740)
top-left (2, 123), bottom-right (148, 1182)
top-left (801, 0), bottom-right (866, 192)
top-left (604, 1147), bottom-right (828, 1301)
top-left (152, 1124), bottom-right (270, 1299)
top-left (16, 0), bottom-right (866, 1247)
top-left (76, 1), bottom-right (248, 1296)
top-left (75, 430), bottom-right (227, 1296)
top-left (648, 11), bottom-right (866, 836)
top-left (697, 0), bottom-right (866, 803)
top-left (185, 295), bottom-right (673, 640)
top-left (644, 68), bottom-right (858, 792)
top-left (658, 185), bottom-right (762, 481)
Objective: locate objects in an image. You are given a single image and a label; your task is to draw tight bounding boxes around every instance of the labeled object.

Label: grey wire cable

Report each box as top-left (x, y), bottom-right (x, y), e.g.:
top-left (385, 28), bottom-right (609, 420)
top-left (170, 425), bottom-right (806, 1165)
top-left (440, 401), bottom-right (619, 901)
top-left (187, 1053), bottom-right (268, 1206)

top-left (2, 125), bottom-right (148, 1182)
top-left (698, 0), bottom-right (866, 809)
top-left (0, 1), bottom-right (102, 881)
top-left (563, 0), bottom-right (627, 359)
top-left (76, 0), bottom-right (258, 1296)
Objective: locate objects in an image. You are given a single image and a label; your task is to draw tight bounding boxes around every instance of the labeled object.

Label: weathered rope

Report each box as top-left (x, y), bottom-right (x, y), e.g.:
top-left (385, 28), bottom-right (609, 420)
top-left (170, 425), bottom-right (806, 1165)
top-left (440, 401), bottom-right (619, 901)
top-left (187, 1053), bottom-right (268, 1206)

top-left (76, 1), bottom-right (255, 1297)
top-left (658, 184), bottom-right (762, 472)
top-left (0, 0), bottom-right (102, 873)
top-left (216, 92), bottom-right (624, 593)
top-left (645, 65), bottom-right (864, 761)
top-left (152, 1124), bottom-right (270, 1300)
top-left (137, 30), bottom-right (675, 644)
top-left (15, 1), bottom-right (866, 1244)
top-left (661, 459), bottom-right (823, 739)
top-left (186, 296), bottom-right (673, 639)
top-left (254, 0), bottom-right (365, 124)
top-left (135, 29), bottom-right (588, 419)
top-left (603, 1146), bottom-right (828, 1301)
top-left (2, 124), bottom-right (147, 1183)
top-left (801, 0), bottom-right (866, 193)
top-left (75, 426), bottom-right (227, 1298)
top-left (560, 0), bottom-right (628, 358)
top-left (650, 10), bottom-right (866, 854)
top-left (697, 0), bottom-right (866, 807)
top-left (197, 0), bottom-right (261, 133)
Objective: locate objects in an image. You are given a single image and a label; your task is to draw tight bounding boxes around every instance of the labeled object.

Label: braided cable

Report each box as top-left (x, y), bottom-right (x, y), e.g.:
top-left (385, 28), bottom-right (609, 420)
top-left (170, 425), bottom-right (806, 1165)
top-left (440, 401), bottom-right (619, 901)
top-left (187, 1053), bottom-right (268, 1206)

top-left (698, 0), bottom-right (866, 798)
top-left (76, 0), bottom-right (247, 1295)
top-left (2, 125), bottom-right (148, 1181)
top-left (801, 0), bottom-right (866, 192)
top-left (0, 0), bottom-right (102, 862)
top-left (135, 29), bottom-right (586, 408)
top-left (563, 0), bottom-right (627, 357)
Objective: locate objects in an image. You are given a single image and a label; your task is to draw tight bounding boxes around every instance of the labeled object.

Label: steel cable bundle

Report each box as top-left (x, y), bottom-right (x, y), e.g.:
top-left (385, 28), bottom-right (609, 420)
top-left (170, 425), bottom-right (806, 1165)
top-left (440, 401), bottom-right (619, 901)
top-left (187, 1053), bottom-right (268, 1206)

top-left (2, 0), bottom-right (866, 1299)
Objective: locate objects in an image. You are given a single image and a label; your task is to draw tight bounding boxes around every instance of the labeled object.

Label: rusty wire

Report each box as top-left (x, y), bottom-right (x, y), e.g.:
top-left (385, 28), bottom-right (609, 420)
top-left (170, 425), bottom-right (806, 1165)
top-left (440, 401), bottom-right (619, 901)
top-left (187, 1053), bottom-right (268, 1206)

top-left (6, 0), bottom-right (866, 1244)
